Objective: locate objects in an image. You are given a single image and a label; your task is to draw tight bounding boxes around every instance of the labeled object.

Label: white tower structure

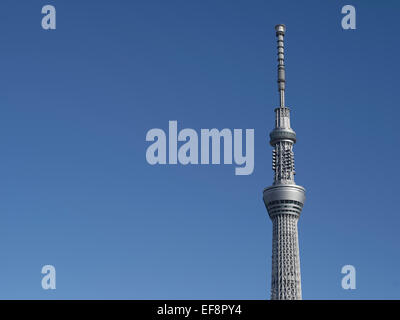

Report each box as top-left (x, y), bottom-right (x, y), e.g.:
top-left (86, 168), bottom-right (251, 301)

top-left (263, 24), bottom-right (306, 300)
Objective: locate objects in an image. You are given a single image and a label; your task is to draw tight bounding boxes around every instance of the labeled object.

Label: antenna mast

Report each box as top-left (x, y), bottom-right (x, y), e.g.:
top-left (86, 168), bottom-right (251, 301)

top-left (275, 24), bottom-right (286, 108)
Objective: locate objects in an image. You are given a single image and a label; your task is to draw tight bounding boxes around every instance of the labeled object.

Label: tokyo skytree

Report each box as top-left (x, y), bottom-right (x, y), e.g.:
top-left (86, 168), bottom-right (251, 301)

top-left (263, 24), bottom-right (306, 300)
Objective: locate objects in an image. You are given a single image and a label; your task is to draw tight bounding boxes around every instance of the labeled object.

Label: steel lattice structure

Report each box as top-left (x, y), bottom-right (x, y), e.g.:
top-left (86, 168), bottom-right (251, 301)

top-left (263, 25), bottom-right (306, 300)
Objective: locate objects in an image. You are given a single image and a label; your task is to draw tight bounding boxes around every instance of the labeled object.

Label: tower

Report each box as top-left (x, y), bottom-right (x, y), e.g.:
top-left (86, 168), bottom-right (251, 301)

top-left (263, 24), bottom-right (306, 300)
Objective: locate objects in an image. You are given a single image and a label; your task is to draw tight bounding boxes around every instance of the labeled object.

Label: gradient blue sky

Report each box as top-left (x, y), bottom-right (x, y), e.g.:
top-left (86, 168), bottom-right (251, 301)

top-left (0, 0), bottom-right (399, 299)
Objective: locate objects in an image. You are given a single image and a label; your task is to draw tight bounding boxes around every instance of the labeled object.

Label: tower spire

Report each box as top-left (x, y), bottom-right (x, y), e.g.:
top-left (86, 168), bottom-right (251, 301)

top-left (275, 24), bottom-right (286, 108)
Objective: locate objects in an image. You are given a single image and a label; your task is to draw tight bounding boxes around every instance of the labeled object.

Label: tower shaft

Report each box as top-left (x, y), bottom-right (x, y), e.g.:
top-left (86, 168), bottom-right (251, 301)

top-left (271, 211), bottom-right (302, 299)
top-left (263, 25), bottom-right (306, 300)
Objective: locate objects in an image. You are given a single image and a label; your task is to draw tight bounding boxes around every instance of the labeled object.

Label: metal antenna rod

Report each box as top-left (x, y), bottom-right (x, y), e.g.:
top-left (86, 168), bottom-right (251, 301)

top-left (275, 24), bottom-right (286, 108)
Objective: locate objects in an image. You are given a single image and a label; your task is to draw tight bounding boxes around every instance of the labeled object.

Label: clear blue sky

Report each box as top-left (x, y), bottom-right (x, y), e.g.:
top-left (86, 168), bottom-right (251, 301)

top-left (0, 0), bottom-right (399, 299)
